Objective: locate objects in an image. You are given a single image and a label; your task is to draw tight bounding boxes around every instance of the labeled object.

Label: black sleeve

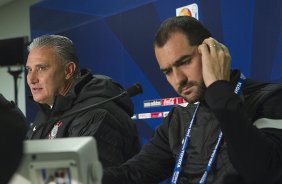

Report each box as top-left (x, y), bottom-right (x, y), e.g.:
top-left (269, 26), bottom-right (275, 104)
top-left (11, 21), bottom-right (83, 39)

top-left (68, 108), bottom-right (140, 168)
top-left (204, 81), bottom-right (282, 184)
top-left (103, 115), bottom-right (175, 184)
top-left (0, 94), bottom-right (28, 184)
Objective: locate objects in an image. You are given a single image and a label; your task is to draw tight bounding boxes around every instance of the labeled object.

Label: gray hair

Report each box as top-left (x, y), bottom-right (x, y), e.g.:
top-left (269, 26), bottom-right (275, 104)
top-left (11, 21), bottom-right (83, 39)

top-left (28, 35), bottom-right (80, 79)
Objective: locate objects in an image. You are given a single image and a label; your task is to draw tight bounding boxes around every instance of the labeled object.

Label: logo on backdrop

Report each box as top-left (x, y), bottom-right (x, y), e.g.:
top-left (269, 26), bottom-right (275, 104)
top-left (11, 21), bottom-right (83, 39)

top-left (176, 3), bottom-right (199, 20)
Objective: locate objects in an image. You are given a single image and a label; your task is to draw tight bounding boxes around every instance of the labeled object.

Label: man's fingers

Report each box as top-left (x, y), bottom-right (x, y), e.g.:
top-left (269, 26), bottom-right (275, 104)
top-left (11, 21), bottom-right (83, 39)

top-left (198, 43), bottom-right (209, 55)
top-left (198, 43), bottom-right (212, 63)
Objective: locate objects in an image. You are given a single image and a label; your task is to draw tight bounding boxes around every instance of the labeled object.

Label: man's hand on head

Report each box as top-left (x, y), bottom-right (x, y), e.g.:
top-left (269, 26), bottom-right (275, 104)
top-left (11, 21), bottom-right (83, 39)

top-left (198, 37), bottom-right (231, 87)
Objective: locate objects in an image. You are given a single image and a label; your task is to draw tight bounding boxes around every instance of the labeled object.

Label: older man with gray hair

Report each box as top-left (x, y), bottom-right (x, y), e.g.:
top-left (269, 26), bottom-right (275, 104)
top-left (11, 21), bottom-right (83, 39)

top-left (25, 35), bottom-right (140, 168)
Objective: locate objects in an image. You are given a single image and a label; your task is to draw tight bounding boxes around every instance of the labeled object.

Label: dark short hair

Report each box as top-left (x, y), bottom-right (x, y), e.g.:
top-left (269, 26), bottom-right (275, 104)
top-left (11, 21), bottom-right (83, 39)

top-left (28, 35), bottom-right (80, 79)
top-left (154, 16), bottom-right (212, 48)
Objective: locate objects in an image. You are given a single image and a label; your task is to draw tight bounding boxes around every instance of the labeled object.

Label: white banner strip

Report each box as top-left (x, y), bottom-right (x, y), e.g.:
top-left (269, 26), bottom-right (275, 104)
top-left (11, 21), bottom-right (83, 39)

top-left (132, 111), bottom-right (170, 120)
top-left (144, 97), bottom-right (187, 108)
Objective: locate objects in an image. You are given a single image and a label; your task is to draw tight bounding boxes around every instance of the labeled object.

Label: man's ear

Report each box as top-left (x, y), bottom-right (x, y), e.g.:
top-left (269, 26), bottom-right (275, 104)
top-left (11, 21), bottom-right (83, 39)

top-left (65, 62), bottom-right (76, 79)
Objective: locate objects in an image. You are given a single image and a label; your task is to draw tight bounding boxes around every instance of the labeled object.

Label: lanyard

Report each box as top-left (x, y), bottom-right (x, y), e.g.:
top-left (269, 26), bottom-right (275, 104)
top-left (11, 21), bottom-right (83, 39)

top-left (170, 73), bottom-right (246, 184)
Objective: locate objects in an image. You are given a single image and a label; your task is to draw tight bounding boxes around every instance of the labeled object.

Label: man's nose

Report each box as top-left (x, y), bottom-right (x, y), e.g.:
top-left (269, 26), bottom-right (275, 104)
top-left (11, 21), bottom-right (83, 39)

top-left (27, 70), bottom-right (38, 84)
top-left (173, 68), bottom-right (186, 85)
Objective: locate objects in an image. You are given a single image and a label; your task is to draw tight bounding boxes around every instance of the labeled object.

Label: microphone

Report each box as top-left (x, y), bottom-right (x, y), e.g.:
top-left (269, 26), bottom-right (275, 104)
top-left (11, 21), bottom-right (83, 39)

top-left (126, 83), bottom-right (143, 97)
top-left (29, 83), bottom-right (143, 139)
top-left (63, 83), bottom-right (143, 118)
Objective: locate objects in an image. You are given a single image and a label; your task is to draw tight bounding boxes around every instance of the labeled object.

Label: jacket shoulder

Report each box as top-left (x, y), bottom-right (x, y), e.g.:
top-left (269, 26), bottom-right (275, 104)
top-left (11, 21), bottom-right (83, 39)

top-left (243, 79), bottom-right (282, 120)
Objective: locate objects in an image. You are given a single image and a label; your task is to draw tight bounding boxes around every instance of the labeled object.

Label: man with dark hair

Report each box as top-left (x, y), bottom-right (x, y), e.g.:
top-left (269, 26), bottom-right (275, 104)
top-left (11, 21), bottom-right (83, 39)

top-left (0, 94), bottom-right (27, 184)
top-left (25, 35), bottom-right (140, 168)
top-left (103, 16), bottom-right (282, 184)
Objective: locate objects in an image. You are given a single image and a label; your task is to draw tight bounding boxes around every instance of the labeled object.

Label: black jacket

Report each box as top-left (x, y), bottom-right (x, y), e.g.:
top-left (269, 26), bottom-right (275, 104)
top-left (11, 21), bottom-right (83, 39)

top-left (103, 70), bottom-right (282, 184)
top-left (26, 71), bottom-right (140, 168)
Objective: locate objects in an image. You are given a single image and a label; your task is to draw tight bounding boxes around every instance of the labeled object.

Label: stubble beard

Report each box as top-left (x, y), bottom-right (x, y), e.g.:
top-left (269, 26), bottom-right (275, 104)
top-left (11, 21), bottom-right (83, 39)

top-left (181, 80), bottom-right (206, 104)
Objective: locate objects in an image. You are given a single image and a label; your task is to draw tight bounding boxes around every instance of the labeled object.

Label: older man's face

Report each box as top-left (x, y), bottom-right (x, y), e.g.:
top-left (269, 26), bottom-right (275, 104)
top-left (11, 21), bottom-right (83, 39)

top-left (26, 47), bottom-right (68, 106)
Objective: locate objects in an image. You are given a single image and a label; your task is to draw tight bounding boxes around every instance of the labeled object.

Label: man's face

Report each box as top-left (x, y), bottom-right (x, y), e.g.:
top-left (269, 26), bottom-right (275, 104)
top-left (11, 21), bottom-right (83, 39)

top-left (155, 32), bottom-right (205, 103)
top-left (26, 47), bottom-right (68, 106)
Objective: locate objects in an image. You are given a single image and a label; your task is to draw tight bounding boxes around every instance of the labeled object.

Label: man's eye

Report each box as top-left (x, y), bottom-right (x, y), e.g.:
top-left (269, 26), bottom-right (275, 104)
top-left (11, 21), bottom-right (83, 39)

top-left (179, 59), bottom-right (191, 66)
top-left (163, 69), bottom-right (172, 76)
top-left (38, 66), bottom-right (47, 71)
top-left (25, 68), bottom-right (31, 73)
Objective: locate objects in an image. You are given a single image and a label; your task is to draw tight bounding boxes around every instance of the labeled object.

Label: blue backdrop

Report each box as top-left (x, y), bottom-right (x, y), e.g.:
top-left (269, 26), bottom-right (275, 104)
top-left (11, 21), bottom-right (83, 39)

top-left (27, 0), bottom-right (282, 146)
